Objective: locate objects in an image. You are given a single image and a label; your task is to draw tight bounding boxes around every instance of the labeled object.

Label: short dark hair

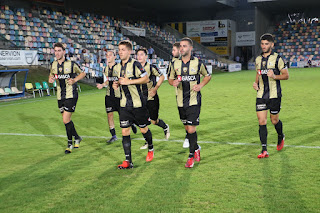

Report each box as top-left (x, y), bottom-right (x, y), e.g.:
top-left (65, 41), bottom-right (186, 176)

top-left (136, 47), bottom-right (148, 55)
top-left (119, 40), bottom-right (133, 50)
top-left (54, 42), bottom-right (66, 50)
top-left (107, 50), bottom-right (116, 56)
top-left (173, 42), bottom-right (180, 49)
top-left (180, 37), bottom-right (193, 46)
top-left (260, 33), bottom-right (274, 42)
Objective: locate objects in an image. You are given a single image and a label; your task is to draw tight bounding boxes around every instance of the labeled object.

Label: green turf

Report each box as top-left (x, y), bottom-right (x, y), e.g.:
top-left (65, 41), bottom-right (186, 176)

top-left (0, 68), bottom-right (319, 212)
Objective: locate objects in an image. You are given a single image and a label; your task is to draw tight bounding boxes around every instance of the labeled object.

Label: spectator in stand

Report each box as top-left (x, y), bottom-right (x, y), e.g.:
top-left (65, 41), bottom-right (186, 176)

top-left (69, 44), bottom-right (75, 58)
top-left (100, 48), bottom-right (107, 63)
top-left (235, 55), bottom-right (240, 62)
top-left (148, 46), bottom-right (155, 58)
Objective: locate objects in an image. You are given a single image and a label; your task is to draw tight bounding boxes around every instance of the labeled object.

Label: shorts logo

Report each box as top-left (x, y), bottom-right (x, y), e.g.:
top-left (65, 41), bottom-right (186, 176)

top-left (106, 107), bottom-right (112, 111)
top-left (120, 120), bottom-right (130, 126)
top-left (257, 104), bottom-right (266, 110)
top-left (271, 111), bottom-right (279, 114)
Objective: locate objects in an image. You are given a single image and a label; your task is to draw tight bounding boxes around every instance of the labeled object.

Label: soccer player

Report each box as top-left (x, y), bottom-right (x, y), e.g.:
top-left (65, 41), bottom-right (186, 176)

top-left (168, 37), bottom-right (211, 168)
top-left (96, 50), bottom-right (137, 143)
top-left (136, 48), bottom-right (170, 149)
top-left (113, 40), bottom-right (154, 169)
top-left (48, 42), bottom-right (86, 154)
top-left (253, 33), bottom-right (289, 158)
top-left (168, 42), bottom-right (190, 148)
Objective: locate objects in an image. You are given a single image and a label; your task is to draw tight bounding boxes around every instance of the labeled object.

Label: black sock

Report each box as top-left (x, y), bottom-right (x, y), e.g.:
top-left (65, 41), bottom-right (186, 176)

top-left (122, 135), bottom-right (132, 162)
top-left (259, 125), bottom-right (268, 152)
top-left (185, 130), bottom-right (188, 139)
top-left (69, 121), bottom-right (79, 139)
top-left (143, 129), bottom-right (153, 150)
top-left (188, 132), bottom-right (197, 158)
top-left (110, 128), bottom-right (116, 137)
top-left (274, 120), bottom-right (283, 137)
top-left (156, 119), bottom-right (167, 129)
top-left (65, 122), bottom-right (73, 141)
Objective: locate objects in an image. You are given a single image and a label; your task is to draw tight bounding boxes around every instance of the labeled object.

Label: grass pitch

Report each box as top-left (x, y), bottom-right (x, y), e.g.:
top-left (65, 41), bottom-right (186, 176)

top-left (0, 68), bottom-right (319, 212)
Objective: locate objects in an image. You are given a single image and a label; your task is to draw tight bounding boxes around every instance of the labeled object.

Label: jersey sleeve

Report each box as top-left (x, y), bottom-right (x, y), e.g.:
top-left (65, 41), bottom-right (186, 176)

top-left (134, 61), bottom-right (147, 78)
top-left (73, 62), bottom-right (83, 74)
top-left (199, 60), bottom-right (210, 76)
top-left (168, 61), bottom-right (176, 79)
top-left (103, 66), bottom-right (108, 77)
top-left (151, 65), bottom-right (162, 77)
top-left (166, 61), bottom-right (172, 75)
top-left (277, 56), bottom-right (287, 71)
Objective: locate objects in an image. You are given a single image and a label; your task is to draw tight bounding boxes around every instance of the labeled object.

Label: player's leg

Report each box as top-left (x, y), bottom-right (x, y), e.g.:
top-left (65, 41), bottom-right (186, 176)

top-left (256, 98), bottom-right (269, 158)
top-left (64, 98), bottom-right (81, 148)
top-left (62, 111), bottom-right (73, 154)
top-left (105, 95), bottom-right (118, 143)
top-left (270, 98), bottom-right (285, 151)
top-left (150, 95), bottom-right (170, 139)
top-left (178, 107), bottom-right (189, 148)
top-left (257, 110), bottom-right (269, 158)
top-left (185, 106), bottom-right (201, 167)
top-left (118, 108), bottom-right (134, 169)
top-left (135, 107), bottom-right (154, 162)
top-left (106, 112), bottom-right (118, 143)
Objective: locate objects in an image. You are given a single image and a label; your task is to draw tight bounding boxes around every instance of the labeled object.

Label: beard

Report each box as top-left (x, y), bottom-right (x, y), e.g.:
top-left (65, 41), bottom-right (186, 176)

top-left (262, 47), bottom-right (272, 53)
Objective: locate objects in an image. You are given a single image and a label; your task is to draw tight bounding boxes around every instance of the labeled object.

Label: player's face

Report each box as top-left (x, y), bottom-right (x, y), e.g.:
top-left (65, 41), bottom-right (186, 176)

top-left (54, 47), bottom-right (65, 60)
top-left (137, 51), bottom-right (147, 64)
top-left (261, 40), bottom-right (274, 53)
top-left (106, 51), bottom-right (115, 63)
top-left (180, 41), bottom-right (193, 57)
top-left (172, 46), bottom-right (180, 58)
top-left (118, 45), bottom-right (131, 61)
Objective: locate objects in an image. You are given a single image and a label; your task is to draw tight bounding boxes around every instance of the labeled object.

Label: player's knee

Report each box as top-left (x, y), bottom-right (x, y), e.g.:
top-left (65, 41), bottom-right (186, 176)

top-left (258, 118), bottom-right (267, 125)
top-left (139, 127), bottom-right (148, 134)
top-left (151, 120), bottom-right (157, 125)
top-left (187, 126), bottom-right (196, 134)
top-left (122, 128), bottom-right (130, 136)
top-left (271, 118), bottom-right (279, 125)
top-left (63, 117), bottom-right (71, 124)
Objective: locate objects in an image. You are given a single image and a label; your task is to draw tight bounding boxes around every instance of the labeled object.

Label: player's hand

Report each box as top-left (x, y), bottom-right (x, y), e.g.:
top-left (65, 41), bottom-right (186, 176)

top-left (96, 83), bottom-right (104, 89)
top-left (119, 77), bottom-right (131, 85)
top-left (149, 88), bottom-right (157, 97)
top-left (253, 82), bottom-right (259, 90)
top-left (267, 69), bottom-right (275, 79)
top-left (49, 76), bottom-right (55, 83)
top-left (67, 78), bottom-right (76, 85)
top-left (173, 79), bottom-right (180, 87)
top-left (192, 84), bottom-right (202, 92)
top-left (112, 81), bottom-right (119, 90)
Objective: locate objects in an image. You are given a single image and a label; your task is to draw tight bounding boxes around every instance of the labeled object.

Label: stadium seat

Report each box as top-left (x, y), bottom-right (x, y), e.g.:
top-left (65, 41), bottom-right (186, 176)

top-left (42, 81), bottom-right (54, 95)
top-left (0, 88), bottom-right (9, 96)
top-left (34, 82), bottom-right (45, 96)
top-left (4, 87), bottom-right (15, 95)
top-left (11, 87), bottom-right (23, 94)
top-left (25, 83), bottom-right (40, 98)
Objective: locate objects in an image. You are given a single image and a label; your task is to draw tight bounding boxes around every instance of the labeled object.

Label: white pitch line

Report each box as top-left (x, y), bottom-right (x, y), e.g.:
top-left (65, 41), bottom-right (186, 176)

top-left (0, 132), bottom-right (319, 149)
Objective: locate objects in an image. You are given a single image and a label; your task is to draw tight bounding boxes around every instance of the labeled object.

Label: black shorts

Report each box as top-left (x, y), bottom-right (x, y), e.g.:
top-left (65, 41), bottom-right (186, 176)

top-left (105, 95), bottom-right (120, 113)
top-left (256, 98), bottom-right (281, 115)
top-left (119, 107), bottom-right (151, 128)
top-left (178, 105), bottom-right (201, 126)
top-left (58, 97), bottom-right (78, 113)
top-left (147, 94), bottom-right (159, 121)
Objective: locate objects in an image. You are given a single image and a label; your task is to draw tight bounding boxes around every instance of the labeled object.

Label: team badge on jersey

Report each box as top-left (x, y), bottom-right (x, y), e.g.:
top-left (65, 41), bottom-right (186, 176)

top-left (183, 67), bottom-right (188, 73)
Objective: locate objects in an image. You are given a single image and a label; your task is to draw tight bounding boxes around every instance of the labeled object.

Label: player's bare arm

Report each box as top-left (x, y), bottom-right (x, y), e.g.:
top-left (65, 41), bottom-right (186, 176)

top-left (119, 75), bottom-right (149, 85)
top-left (149, 75), bottom-right (164, 97)
top-left (253, 72), bottom-right (259, 90)
top-left (192, 75), bottom-right (211, 92)
top-left (68, 72), bottom-right (86, 85)
top-left (267, 68), bottom-right (289, 80)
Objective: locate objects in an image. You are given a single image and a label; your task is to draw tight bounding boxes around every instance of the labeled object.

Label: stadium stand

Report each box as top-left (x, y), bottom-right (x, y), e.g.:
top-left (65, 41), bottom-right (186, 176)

top-left (0, 3), bottom-right (228, 83)
top-left (274, 21), bottom-right (320, 64)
